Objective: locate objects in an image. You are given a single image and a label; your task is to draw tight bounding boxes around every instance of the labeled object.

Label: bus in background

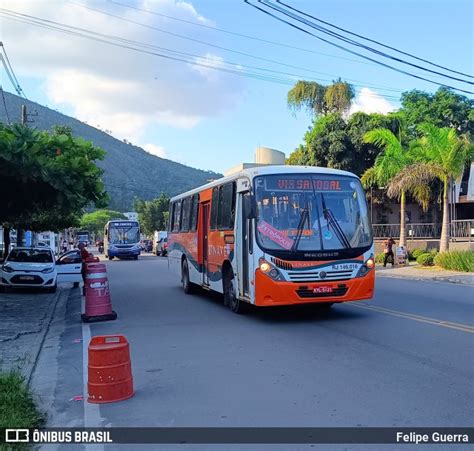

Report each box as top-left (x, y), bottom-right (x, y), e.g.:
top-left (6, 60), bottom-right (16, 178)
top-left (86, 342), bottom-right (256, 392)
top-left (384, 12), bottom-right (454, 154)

top-left (76, 230), bottom-right (90, 246)
top-left (168, 165), bottom-right (374, 313)
top-left (104, 220), bottom-right (141, 260)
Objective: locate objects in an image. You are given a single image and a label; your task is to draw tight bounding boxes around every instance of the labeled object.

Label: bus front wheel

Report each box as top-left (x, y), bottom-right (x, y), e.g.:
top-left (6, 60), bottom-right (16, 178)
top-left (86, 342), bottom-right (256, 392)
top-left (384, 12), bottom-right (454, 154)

top-left (223, 268), bottom-right (245, 314)
top-left (182, 259), bottom-right (196, 294)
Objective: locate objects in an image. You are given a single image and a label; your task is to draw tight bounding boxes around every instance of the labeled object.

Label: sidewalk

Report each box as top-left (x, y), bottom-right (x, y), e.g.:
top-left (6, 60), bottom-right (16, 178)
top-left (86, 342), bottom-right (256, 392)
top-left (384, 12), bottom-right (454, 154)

top-left (0, 287), bottom-right (70, 383)
top-left (376, 264), bottom-right (474, 286)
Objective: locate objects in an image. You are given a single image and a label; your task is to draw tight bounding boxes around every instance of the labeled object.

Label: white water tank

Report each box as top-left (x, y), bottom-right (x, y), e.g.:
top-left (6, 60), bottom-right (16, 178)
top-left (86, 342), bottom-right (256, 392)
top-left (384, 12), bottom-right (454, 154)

top-left (255, 147), bottom-right (286, 165)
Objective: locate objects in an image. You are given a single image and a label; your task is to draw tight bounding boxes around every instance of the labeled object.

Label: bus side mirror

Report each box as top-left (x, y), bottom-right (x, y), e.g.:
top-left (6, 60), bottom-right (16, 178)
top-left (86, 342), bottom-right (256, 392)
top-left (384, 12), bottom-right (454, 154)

top-left (243, 195), bottom-right (257, 219)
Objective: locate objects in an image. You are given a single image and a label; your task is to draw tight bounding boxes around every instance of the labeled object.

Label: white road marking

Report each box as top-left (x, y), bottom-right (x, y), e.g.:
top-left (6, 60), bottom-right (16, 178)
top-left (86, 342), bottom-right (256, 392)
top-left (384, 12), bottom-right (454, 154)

top-left (81, 295), bottom-right (105, 451)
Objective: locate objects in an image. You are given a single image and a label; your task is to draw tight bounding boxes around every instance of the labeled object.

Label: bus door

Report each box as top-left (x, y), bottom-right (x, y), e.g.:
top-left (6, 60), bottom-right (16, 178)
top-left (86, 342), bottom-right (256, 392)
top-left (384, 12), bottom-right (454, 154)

top-left (239, 192), bottom-right (251, 297)
top-left (200, 202), bottom-right (210, 286)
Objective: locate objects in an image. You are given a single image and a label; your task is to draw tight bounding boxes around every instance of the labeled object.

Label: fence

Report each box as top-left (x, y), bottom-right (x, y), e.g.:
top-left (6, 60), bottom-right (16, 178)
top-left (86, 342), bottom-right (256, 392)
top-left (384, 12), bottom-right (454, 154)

top-left (372, 220), bottom-right (474, 241)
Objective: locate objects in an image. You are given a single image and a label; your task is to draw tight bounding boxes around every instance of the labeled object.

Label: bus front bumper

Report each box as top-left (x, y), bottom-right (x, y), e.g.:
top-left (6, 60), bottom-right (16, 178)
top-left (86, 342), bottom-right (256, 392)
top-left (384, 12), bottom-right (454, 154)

top-left (108, 248), bottom-right (141, 257)
top-left (254, 269), bottom-right (375, 306)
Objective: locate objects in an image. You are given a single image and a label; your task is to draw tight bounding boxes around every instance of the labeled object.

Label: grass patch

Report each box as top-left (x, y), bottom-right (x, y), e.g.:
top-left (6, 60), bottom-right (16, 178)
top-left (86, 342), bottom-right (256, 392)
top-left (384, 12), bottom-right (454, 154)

top-left (434, 251), bottom-right (474, 272)
top-left (0, 370), bottom-right (44, 448)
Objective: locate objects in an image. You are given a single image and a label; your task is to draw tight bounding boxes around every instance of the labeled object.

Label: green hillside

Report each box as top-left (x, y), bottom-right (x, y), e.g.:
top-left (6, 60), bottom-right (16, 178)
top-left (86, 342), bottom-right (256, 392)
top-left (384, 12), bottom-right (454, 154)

top-left (0, 91), bottom-right (221, 211)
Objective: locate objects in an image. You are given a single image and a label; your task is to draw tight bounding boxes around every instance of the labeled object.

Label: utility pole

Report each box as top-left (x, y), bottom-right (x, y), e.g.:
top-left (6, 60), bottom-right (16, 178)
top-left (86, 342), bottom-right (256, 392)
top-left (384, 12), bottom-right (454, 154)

top-left (21, 104), bottom-right (27, 125)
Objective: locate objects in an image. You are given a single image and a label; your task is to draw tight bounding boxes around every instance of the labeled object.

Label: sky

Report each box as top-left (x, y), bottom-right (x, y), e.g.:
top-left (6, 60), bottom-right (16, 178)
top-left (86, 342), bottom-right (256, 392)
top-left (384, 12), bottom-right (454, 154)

top-left (1, 0), bottom-right (473, 174)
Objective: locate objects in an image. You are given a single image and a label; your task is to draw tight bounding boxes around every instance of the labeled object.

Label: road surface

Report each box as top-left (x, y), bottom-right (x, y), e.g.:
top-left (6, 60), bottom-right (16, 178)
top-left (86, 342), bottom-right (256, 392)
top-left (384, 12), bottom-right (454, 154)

top-left (32, 255), bottom-right (473, 449)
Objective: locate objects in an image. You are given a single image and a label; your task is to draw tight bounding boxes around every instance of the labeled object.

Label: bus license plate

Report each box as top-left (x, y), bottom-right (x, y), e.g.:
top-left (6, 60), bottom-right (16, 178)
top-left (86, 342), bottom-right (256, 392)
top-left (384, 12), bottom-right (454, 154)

top-left (313, 286), bottom-right (333, 294)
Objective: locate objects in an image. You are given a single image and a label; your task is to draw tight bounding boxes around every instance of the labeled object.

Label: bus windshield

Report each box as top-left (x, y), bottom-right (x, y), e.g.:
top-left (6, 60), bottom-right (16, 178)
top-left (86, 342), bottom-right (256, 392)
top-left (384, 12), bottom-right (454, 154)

top-left (254, 174), bottom-right (372, 255)
top-left (109, 224), bottom-right (140, 245)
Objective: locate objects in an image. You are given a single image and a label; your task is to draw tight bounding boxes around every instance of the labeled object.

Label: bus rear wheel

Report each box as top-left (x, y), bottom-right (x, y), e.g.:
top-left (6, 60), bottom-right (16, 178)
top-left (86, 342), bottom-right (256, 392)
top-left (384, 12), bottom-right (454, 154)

top-left (181, 259), bottom-right (196, 294)
top-left (223, 268), bottom-right (245, 314)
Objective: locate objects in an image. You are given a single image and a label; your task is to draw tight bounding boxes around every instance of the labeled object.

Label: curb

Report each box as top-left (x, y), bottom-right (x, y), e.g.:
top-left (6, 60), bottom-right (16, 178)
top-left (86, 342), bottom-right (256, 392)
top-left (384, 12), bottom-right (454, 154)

top-left (24, 287), bottom-right (70, 386)
top-left (376, 272), bottom-right (474, 286)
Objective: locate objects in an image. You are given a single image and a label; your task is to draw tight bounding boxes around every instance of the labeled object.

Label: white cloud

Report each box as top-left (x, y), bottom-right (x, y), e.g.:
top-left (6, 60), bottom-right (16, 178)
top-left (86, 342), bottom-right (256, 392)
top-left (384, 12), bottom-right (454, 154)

top-left (190, 53), bottom-right (226, 82)
top-left (142, 143), bottom-right (167, 158)
top-left (350, 88), bottom-right (396, 115)
top-left (1, 0), bottom-right (243, 141)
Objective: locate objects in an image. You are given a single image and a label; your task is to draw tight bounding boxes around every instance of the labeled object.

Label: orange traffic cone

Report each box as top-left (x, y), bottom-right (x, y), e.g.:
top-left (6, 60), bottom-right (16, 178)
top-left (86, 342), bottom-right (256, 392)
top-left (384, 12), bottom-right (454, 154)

top-left (87, 335), bottom-right (134, 404)
top-left (81, 263), bottom-right (117, 322)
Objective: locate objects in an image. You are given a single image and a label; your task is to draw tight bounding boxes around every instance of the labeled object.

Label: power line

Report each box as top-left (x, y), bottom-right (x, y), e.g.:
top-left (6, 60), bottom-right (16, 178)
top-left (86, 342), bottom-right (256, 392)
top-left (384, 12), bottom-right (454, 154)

top-left (106, 0), bottom-right (388, 70)
top-left (0, 10), bottom-right (401, 101)
top-left (244, 1), bottom-right (473, 95)
top-left (258, 1), bottom-right (473, 86)
top-left (275, 0), bottom-right (473, 80)
top-left (0, 42), bottom-right (27, 97)
top-left (66, 1), bottom-right (404, 94)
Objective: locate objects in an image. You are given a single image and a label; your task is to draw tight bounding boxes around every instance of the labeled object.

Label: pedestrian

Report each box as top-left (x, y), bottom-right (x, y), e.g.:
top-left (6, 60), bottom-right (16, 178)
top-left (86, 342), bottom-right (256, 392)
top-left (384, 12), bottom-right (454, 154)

top-left (78, 242), bottom-right (92, 285)
top-left (383, 237), bottom-right (396, 267)
top-left (62, 239), bottom-right (68, 254)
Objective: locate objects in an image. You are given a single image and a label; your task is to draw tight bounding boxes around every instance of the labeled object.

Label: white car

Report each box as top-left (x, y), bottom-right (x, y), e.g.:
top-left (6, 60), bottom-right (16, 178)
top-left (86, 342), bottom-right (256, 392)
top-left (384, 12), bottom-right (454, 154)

top-left (0, 247), bottom-right (82, 293)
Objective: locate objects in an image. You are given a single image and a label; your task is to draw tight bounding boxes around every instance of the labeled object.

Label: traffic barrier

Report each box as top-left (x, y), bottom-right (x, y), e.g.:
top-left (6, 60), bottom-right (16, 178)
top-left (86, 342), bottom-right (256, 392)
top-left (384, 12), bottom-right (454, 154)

top-left (87, 335), bottom-right (134, 403)
top-left (81, 263), bottom-right (117, 323)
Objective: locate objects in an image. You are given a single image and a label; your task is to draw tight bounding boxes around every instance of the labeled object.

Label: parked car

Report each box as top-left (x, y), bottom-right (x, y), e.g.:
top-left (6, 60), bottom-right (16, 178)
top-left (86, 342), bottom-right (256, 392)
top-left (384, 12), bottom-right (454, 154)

top-left (0, 247), bottom-right (82, 293)
top-left (155, 237), bottom-right (168, 256)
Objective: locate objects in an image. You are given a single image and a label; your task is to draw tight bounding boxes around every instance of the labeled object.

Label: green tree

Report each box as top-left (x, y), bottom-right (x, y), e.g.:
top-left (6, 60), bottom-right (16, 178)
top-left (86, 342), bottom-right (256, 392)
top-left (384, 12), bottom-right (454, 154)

top-left (135, 193), bottom-right (170, 236)
top-left (361, 129), bottom-right (429, 247)
top-left (0, 123), bottom-right (107, 253)
top-left (287, 79), bottom-right (355, 117)
top-left (80, 210), bottom-right (126, 236)
top-left (286, 112), bottom-right (402, 177)
top-left (388, 125), bottom-right (473, 252)
top-left (400, 87), bottom-right (474, 137)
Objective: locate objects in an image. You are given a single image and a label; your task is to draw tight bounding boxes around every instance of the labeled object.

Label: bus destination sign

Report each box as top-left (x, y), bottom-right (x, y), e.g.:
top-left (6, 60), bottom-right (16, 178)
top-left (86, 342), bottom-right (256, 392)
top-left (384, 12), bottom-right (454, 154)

top-left (112, 221), bottom-right (138, 228)
top-left (265, 178), bottom-right (352, 192)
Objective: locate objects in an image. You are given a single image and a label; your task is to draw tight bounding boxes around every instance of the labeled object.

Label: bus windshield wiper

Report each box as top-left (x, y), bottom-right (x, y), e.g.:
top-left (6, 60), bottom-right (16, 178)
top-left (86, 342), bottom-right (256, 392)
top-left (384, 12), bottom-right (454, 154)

top-left (321, 194), bottom-right (352, 249)
top-left (291, 203), bottom-right (309, 253)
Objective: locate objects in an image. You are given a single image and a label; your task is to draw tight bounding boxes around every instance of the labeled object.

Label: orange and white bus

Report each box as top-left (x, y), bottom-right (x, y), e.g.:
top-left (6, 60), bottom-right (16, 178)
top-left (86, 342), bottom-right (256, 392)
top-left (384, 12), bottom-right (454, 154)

top-left (168, 165), bottom-right (375, 313)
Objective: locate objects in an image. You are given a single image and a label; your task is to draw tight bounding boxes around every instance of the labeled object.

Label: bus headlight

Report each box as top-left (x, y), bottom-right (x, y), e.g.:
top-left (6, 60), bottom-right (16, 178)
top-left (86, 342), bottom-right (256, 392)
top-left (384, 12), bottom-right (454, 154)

top-left (259, 258), bottom-right (283, 281)
top-left (356, 256), bottom-right (375, 278)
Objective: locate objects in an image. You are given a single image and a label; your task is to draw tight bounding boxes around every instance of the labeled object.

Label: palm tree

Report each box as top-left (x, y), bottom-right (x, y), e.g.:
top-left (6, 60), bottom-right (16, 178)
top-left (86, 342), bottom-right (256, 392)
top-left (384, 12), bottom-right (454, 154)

top-left (287, 79), bottom-right (354, 116)
top-left (388, 124), bottom-right (473, 252)
top-left (361, 129), bottom-right (430, 247)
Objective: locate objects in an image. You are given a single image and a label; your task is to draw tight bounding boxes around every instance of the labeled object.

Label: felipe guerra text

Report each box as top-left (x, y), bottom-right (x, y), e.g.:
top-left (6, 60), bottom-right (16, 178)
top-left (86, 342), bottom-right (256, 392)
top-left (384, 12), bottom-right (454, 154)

top-left (396, 432), bottom-right (469, 444)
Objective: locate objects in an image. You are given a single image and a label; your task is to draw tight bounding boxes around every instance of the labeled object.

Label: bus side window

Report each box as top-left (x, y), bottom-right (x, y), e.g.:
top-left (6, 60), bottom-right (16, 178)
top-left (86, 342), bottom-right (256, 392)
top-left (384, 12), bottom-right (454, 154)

top-left (190, 194), bottom-right (199, 231)
top-left (211, 187), bottom-right (219, 230)
top-left (173, 200), bottom-right (182, 232)
top-left (218, 182), bottom-right (235, 230)
top-left (169, 202), bottom-right (175, 232)
top-left (181, 197), bottom-right (191, 232)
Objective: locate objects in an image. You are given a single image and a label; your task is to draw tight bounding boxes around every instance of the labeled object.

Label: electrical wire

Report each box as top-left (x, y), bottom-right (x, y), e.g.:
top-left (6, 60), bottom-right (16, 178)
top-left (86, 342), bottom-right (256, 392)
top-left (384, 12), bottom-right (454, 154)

top-left (275, 0), bottom-right (473, 79)
top-left (0, 43), bottom-right (27, 97)
top-left (106, 0), bottom-right (392, 70)
top-left (258, 1), bottom-right (473, 86)
top-left (67, 1), bottom-right (404, 94)
top-left (0, 10), bottom-right (401, 100)
top-left (244, 1), bottom-right (473, 95)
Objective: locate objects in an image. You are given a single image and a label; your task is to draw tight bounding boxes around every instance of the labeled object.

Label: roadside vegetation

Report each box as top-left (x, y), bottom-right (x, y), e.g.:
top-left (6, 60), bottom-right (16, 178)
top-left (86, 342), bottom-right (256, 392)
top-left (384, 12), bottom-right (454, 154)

top-left (0, 371), bottom-right (44, 438)
top-left (286, 85), bottom-right (473, 253)
top-left (434, 251), bottom-right (474, 272)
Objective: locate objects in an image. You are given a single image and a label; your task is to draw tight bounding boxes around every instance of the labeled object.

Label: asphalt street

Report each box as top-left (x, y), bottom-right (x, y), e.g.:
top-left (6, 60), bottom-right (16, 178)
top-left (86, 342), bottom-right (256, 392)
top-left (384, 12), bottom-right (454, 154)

top-left (88, 256), bottom-right (473, 426)
top-left (32, 255), bottom-right (473, 450)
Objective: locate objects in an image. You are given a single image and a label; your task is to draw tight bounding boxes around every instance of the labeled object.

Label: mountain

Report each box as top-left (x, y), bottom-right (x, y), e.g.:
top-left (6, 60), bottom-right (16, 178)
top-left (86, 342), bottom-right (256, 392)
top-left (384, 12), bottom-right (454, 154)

top-left (0, 91), bottom-right (221, 211)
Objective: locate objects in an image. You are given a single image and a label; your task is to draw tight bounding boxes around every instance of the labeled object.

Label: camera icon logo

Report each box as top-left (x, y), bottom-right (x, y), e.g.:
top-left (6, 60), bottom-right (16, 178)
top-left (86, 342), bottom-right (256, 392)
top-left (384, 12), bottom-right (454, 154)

top-left (5, 429), bottom-right (30, 442)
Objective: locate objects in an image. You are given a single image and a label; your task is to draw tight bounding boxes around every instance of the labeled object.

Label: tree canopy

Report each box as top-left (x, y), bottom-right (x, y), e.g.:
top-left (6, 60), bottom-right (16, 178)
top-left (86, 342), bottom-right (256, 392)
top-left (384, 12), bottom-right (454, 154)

top-left (286, 111), bottom-right (402, 177)
top-left (80, 209), bottom-right (126, 236)
top-left (135, 193), bottom-right (170, 236)
top-left (0, 123), bottom-right (107, 231)
top-left (287, 80), bottom-right (355, 117)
